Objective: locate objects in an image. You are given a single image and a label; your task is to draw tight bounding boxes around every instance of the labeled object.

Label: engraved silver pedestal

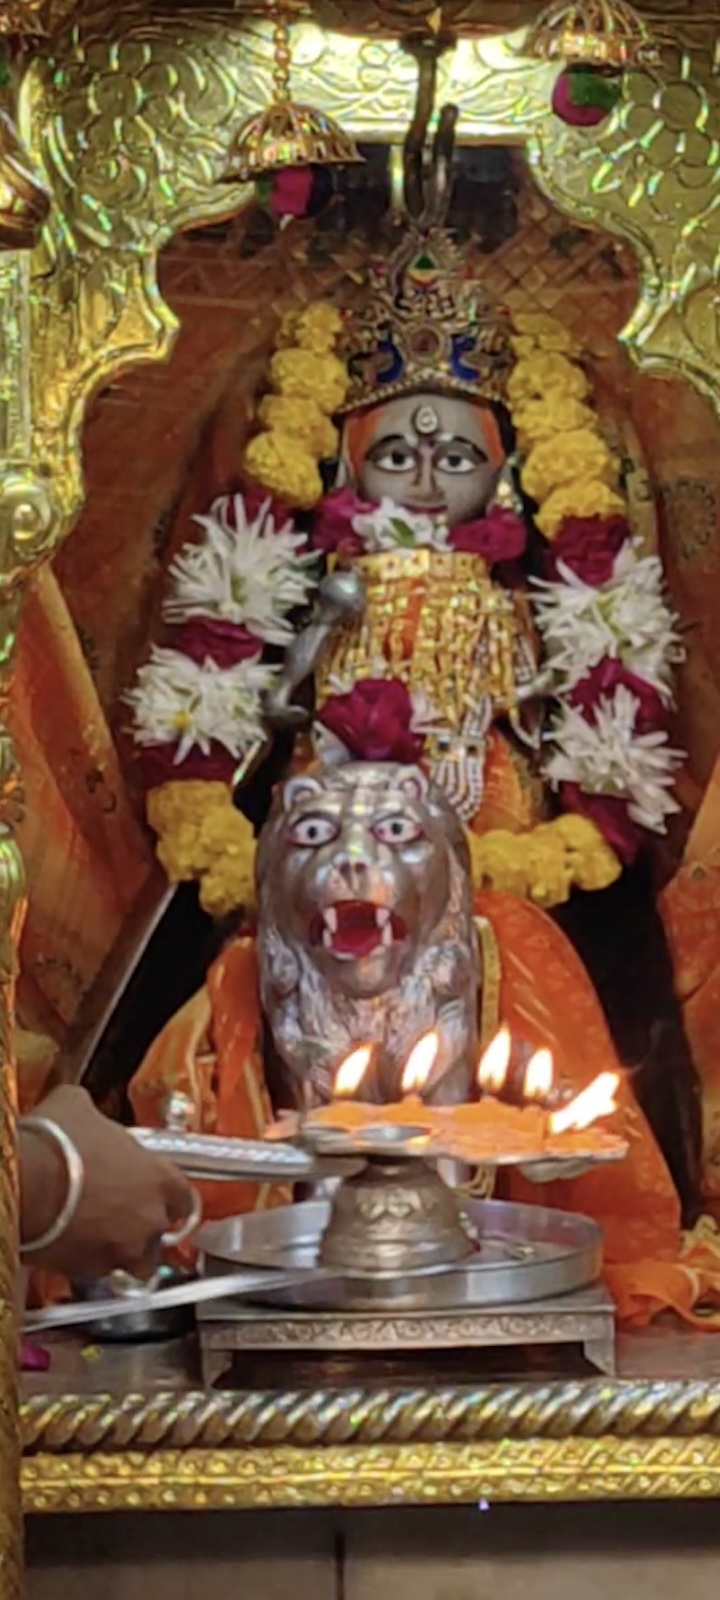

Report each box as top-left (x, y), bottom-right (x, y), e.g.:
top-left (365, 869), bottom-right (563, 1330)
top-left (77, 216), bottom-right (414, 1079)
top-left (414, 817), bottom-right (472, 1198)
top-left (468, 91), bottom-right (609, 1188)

top-left (198, 1194), bottom-right (616, 1386)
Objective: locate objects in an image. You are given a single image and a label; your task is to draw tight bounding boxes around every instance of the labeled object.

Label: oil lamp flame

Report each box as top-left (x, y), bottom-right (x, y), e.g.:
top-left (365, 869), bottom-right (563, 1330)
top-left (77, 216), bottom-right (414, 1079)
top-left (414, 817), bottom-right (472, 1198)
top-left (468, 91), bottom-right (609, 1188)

top-left (401, 1031), bottom-right (440, 1096)
top-left (549, 1072), bottom-right (620, 1134)
top-left (523, 1048), bottom-right (554, 1103)
top-left (333, 1045), bottom-right (373, 1099)
top-left (477, 1026), bottom-right (511, 1094)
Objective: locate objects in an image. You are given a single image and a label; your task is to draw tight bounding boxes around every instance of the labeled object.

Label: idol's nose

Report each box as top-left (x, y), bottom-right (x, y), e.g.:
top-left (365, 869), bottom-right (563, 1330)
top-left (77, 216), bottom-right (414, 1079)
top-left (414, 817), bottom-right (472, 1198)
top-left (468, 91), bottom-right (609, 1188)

top-left (413, 448), bottom-right (436, 499)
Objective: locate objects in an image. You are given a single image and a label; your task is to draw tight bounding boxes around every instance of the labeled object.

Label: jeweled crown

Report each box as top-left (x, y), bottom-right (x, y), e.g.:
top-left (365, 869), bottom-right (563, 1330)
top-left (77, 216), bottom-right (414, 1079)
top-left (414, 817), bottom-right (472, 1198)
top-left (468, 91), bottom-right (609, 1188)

top-left (338, 225), bottom-right (515, 415)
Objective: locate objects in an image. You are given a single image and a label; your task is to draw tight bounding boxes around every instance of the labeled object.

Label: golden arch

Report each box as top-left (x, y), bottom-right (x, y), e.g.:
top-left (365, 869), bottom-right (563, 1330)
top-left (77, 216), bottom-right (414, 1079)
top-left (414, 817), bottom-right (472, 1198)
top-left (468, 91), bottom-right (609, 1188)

top-left (0, 4), bottom-right (717, 1588)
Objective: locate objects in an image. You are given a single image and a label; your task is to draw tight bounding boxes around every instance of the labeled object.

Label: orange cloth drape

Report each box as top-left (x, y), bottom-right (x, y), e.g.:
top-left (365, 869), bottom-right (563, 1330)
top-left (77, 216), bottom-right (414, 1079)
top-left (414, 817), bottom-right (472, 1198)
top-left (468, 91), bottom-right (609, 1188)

top-left (129, 898), bottom-right (720, 1326)
top-left (129, 937), bottom-right (290, 1221)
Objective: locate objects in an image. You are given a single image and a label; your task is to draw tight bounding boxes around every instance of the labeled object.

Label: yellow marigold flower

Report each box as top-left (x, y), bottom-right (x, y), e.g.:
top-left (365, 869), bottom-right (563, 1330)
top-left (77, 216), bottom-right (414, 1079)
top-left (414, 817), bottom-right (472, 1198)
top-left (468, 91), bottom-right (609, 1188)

top-left (196, 808), bottom-right (257, 918)
top-left (244, 431), bottom-right (324, 509)
top-left (198, 805), bottom-right (256, 864)
top-left (523, 833), bottom-right (573, 909)
top-left (573, 843), bottom-right (622, 893)
top-left (156, 823), bottom-right (207, 883)
top-left (550, 816), bottom-right (621, 892)
top-left (466, 830), bottom-right (530, 898)
top-left (147, 780), bottom-right (230, 840)
top-left (537, 817), bottom-right (621, 894)
top-left (294, 302), bottom-right (344, 354)
top-left (536, 479), bottom-right (626, 539)
top-left (200, 861), bottom-right (257, 920)
top-left (508, 352), bottom-right (589, 409)
top-left (512, 314), bottom-right (581, 359)
top-left (258, 394), bottom-right (338, 460)
top-left (270, 348), bottom-right (349, 414)
top-left (513, 397), bottom-right (596, 451)
top-left (521, 428), bottom-right (617, 504)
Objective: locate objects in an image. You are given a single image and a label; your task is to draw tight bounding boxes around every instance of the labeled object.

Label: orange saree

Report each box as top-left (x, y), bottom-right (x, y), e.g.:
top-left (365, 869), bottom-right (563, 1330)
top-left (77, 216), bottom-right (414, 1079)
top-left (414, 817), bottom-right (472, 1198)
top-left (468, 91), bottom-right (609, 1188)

top-left (129, 891), bottom-right (720, 1326)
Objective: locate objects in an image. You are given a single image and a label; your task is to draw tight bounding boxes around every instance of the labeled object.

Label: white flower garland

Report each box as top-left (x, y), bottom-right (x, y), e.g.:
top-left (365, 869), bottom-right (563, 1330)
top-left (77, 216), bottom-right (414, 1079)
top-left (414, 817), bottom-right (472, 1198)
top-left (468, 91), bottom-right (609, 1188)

top-left (129, 492), bottom-right (319, 771)
top-left (544, 687), bottom-right (683, 834)
top-left (127, 647), bottom-right (276, 765)
top-left (531, 543), bottom-right (684, 703)
top-left (352, 498), bottom-right (451, 553)
top-left (163, 493), bottom-right (317, 646)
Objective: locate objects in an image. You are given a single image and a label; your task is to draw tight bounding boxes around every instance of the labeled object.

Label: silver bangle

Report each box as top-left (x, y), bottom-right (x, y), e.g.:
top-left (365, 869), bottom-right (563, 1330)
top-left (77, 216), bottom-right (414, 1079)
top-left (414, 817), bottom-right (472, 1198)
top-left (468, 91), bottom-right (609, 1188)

top-left (20, 1116), bottom-right (85, 1256)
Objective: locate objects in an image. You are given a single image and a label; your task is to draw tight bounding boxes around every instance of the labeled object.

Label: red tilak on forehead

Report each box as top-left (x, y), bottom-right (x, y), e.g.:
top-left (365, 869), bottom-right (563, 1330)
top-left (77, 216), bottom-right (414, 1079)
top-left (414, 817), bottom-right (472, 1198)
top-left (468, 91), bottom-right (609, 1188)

top-left (342, 401), bottom-right (505, 479)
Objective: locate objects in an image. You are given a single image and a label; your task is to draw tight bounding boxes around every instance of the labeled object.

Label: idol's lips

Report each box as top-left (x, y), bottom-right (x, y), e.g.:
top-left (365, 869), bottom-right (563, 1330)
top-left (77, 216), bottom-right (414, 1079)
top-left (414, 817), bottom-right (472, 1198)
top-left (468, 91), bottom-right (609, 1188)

top-left (310, 901), bottom-right (408, 961)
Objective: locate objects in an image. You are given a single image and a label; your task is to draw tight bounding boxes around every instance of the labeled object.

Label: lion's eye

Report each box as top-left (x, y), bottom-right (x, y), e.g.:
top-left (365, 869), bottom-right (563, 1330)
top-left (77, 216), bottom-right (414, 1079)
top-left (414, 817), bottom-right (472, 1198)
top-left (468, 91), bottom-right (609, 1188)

top-left (373, 816), bottom-right (424, 846)
top-left (289, 815), bottom-right (339, 847)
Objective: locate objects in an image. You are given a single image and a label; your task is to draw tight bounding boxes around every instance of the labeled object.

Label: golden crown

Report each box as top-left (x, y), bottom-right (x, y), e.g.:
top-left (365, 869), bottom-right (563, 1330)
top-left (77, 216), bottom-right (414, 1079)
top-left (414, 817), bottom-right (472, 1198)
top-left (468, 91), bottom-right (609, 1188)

top-left (338, 226), bottom-right (515, 415)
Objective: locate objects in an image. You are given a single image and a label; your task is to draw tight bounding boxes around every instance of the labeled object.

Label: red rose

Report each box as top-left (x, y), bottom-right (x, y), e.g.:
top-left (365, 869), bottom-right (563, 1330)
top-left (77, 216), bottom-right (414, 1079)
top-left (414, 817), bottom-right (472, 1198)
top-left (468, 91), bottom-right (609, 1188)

top-left (268, 167), bottom-right (314, 219)
top-left (450, 507), bottom-right (527, 562)
top-left (570, 660), bottom-right (667, 735)
top-left (560, 783), bottom-right (643, 865)
top-left (318, 678), bottom-right (424, 765)
top-left (173, 620), bottom-right (260, 669)
top-left (312, 488), bottom-right (371, 556)
top-left (546, 515), bottom-right (631, 587)
top-left (138, 742), bottom-right (237, 789)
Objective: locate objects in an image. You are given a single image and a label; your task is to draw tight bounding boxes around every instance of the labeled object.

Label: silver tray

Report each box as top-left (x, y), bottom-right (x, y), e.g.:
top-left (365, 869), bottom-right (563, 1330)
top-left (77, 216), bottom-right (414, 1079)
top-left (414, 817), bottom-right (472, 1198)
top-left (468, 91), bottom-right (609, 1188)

top-left (130, 1126), bottom-right (356, 1182)
top-left (198, 1197), bottom-right (603, 1312)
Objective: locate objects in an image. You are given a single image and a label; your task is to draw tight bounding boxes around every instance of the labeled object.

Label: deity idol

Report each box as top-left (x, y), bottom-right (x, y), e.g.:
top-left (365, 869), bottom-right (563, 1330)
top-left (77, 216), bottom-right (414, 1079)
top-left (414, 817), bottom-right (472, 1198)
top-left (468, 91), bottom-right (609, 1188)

top-left (126, 143), bottom-right (718, 1320)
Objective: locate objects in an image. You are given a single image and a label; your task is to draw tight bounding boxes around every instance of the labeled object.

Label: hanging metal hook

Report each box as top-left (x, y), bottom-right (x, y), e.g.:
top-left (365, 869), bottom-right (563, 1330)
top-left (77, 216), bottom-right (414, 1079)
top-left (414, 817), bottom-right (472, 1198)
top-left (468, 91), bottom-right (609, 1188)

top-left (400, 20), bottom-right (456, 223)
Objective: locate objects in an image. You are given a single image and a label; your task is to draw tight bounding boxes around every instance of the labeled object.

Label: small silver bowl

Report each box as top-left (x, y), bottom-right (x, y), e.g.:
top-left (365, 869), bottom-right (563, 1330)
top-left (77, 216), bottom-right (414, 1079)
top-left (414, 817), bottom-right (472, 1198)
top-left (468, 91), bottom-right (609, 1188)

top-left (71, 1266), bottom-right (195, 1344)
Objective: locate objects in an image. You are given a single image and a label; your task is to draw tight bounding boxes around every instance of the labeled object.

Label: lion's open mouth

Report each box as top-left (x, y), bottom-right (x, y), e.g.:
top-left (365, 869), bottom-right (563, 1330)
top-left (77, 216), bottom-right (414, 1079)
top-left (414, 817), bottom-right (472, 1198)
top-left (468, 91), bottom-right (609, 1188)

top-left (310, 901), bottom-right (408, 961)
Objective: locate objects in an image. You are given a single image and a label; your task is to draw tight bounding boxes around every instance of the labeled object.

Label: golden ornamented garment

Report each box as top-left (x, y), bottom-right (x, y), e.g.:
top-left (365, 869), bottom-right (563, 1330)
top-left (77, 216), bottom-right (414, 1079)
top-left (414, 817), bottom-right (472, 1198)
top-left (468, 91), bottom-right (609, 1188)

top-left (317, 549), bottom-right (545, 832)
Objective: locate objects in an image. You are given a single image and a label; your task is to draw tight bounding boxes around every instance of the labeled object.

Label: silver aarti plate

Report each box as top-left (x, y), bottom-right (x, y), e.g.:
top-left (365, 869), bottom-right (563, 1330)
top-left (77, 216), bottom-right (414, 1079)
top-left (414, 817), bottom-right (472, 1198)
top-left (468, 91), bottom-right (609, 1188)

top-left (199, 1196), bottom-right (603, 1312)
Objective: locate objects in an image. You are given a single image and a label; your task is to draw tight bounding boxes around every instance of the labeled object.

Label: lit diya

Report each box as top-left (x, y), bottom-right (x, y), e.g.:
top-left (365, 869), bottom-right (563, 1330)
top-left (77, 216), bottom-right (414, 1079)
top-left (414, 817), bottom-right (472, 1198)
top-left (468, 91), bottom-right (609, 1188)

top-left (266, 1027), bottom-right (629, 1169)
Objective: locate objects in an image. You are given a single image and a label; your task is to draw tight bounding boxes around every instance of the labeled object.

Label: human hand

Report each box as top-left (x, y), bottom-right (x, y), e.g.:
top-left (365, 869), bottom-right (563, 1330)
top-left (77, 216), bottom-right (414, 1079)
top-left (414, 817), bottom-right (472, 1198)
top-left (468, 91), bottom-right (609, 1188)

top-left (19, 1086), bottom-right (195, 1280)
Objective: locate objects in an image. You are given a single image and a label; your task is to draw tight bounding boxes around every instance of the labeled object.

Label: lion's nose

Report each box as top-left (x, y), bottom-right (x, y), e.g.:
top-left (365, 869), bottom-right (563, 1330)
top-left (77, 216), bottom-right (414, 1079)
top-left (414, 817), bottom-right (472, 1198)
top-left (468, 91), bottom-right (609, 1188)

top-left (334, 854), bottom-right (370, 893)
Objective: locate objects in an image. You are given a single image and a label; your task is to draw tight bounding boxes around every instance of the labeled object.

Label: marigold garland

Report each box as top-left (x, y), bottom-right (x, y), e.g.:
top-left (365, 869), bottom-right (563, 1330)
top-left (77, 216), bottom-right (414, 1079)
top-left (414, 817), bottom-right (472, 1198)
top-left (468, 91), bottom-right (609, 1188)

top-left (147, 780), bottom-right (257, 919)
top-left (467, 814), bottom-right (621, 909)
top-left (244, 432), bottom-right (323, 510)
top-left (513, 395), bottom-right (596, 451)
top-left (244, 300), bottom-right (349, 510)
top-left (536, 480), bottom-right (626, 540)
top-left (521, 427), bottom-right (617, 505)
top-left (510, 313), bottom-right (684, 858)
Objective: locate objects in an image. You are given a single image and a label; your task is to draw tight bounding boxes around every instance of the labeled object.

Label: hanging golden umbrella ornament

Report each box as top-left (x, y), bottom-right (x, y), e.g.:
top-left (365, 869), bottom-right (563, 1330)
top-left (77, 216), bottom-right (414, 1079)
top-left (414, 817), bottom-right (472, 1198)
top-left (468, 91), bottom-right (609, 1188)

top-left (222, 3), bottom-right (363, 217)
top-left (524, 0), bottom-right (659, 128)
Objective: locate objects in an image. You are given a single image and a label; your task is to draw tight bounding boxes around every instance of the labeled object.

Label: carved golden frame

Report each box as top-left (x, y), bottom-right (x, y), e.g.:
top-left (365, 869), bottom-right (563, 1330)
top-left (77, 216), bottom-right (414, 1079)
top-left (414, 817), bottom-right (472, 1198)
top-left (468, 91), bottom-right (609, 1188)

top-left (0, 1), bottom-right (718, 1571)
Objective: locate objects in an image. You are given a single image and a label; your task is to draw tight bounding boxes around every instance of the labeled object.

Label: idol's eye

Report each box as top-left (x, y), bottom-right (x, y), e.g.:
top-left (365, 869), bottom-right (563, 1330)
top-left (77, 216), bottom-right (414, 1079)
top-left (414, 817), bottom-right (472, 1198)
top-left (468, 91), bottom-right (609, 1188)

top-left (373, 815), bottom-right (424, 846)
top-left (289, 815), bottom-right (339, 848)
top-left (434, 449), bottom-right (478, 474)
top-left (371, 445), bottom-right (416, 473)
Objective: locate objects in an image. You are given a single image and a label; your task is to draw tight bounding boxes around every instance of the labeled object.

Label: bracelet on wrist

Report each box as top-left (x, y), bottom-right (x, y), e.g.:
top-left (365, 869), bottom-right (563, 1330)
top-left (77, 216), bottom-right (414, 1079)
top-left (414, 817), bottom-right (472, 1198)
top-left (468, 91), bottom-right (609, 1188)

top-left (19, 1117), bottom-right (85, 1256)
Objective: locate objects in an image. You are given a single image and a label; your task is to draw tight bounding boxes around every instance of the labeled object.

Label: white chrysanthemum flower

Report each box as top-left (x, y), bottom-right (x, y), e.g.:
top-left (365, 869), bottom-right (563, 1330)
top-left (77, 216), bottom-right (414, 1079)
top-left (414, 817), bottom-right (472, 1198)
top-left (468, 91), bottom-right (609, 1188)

top-left (163, 493), bottom-right (317, 645)
top-left (352, 498), bottom-right (451, 553)
top-left (127, 646), bottom-right (276, 763)
top-left (543, 686), bottom-right (683, 834)
top-left (531, 547), bottom-right (684, 701)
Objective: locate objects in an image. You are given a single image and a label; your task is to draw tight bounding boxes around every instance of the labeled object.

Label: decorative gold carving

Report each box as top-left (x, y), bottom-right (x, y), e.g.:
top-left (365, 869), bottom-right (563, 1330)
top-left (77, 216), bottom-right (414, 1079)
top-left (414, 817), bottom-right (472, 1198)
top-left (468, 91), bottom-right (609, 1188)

top-left (531, 42), bottom-right (720, 409)
top-left (21, 1435), bottom-right (720, 1513)
top-left (5, 0), bottom-right (720, 1532)
top-left (21, 1377), bottom-right (720, 1454)
top-left (0, 250), bottom-right (38, 1598)
top-left (23, 15), bottom-right (720, 561)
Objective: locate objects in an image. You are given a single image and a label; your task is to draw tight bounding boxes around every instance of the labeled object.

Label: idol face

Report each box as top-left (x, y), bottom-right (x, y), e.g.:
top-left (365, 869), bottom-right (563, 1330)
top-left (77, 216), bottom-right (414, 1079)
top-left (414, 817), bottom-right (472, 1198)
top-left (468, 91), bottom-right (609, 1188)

top-left (356, 393), bottom-right (502, 526)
